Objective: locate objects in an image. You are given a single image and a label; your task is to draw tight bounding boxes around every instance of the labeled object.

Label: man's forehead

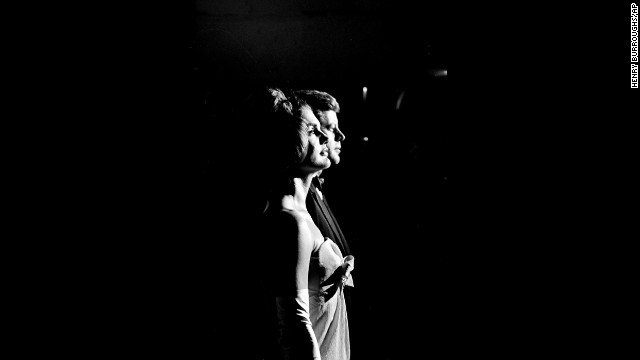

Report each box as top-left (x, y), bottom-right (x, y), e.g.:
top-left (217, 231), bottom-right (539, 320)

top-left (319, 110), bottom-right (339, 126)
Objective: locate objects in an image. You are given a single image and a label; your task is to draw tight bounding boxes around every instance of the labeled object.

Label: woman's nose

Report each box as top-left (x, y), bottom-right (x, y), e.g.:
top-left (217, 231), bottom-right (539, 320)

top-left (319, 129), bottom-right (329, 144)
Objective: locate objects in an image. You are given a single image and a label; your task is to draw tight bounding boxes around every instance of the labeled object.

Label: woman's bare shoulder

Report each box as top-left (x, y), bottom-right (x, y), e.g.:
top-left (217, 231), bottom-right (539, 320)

top-left (265, 209), bottom-right (312, 237)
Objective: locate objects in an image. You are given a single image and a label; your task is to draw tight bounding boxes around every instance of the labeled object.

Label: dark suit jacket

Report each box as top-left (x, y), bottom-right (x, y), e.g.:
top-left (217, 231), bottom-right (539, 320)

top-left (307, 180), bottom-right (351, 256)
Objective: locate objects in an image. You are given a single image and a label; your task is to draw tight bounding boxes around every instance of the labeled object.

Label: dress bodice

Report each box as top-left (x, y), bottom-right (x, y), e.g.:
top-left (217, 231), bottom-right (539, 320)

top-left (307, 238), bottom-right (350, 360)
top-left (309, 238), bottom-right (344, 295)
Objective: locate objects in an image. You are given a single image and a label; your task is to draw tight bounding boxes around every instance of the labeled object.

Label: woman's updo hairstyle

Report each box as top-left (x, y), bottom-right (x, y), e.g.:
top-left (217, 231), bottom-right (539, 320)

top-left (243, 87), bottom-right (310, 194)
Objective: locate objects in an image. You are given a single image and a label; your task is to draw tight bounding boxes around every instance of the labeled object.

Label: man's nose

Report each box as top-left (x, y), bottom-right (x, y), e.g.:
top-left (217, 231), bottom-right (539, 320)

top-left (336, 128), bottom-right (345, 142)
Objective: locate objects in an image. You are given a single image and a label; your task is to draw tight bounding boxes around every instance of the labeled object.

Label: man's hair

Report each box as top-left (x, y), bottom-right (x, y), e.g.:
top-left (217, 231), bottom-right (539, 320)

top-left (293, 90), bottom-right (340, 122)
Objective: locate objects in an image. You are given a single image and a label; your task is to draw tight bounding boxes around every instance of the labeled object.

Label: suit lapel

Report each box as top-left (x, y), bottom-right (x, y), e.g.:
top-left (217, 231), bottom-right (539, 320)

top-left (311, 185), bottom-right (350, 255)
top-left (311, 187), bottom-right (338, 237)
top-left (324, 197), bottom-right (350, 254)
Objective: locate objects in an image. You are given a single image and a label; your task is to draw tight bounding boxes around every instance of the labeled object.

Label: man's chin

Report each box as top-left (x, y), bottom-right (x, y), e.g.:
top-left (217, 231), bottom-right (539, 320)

top-left (329, 156), bottom-right (341, 165)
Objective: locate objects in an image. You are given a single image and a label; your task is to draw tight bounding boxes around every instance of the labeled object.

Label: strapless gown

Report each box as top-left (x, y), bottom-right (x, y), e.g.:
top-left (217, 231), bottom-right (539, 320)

top-left (308, 238), bottom-right (350, 360)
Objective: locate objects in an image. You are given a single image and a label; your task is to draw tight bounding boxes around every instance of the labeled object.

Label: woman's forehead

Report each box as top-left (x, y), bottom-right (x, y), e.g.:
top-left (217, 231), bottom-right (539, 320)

top-left (300, 107), bottom-right (320, 126)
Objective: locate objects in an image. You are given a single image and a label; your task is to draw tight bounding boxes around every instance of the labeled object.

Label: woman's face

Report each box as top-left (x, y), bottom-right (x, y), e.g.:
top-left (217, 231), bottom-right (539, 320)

top-left (298, 106), bottom-right (330, 173)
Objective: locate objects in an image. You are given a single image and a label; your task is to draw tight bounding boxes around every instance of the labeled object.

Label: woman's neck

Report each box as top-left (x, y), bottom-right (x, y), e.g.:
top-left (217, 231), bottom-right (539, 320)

top-left (279, 173), bottom-right (318, 212)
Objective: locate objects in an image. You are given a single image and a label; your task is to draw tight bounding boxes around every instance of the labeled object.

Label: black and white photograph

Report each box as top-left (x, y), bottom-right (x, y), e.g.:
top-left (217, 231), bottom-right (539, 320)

top-left (22, 1), bottom-right (637, 359)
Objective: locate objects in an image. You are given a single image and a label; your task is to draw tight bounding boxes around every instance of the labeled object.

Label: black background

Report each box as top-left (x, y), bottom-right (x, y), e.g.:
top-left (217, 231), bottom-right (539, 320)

top-left (30, 1), bottom-right (636, 358)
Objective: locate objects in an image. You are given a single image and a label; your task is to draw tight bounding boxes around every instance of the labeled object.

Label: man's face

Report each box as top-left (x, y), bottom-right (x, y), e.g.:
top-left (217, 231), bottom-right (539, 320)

top-left (318, 110), bottom-right (345, 165)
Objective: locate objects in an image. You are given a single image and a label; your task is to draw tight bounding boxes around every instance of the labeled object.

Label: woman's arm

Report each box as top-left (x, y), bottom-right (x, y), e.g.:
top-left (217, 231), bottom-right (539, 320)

top-left (273, 213), bottom-right (321, 360)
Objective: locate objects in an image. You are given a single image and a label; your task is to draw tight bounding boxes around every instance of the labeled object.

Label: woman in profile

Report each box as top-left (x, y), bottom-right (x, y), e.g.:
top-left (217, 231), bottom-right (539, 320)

top-left (254, 88), bottom-right (353, 360)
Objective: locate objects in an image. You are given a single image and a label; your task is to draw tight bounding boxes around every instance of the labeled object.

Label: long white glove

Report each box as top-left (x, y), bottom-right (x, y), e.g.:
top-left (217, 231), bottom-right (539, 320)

top-left (275, 290), bottom-right (321, 360)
